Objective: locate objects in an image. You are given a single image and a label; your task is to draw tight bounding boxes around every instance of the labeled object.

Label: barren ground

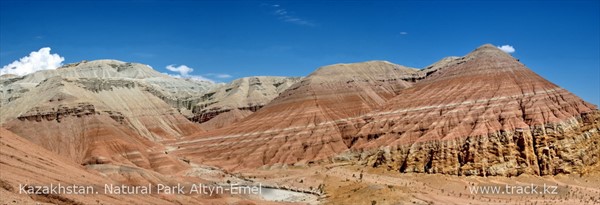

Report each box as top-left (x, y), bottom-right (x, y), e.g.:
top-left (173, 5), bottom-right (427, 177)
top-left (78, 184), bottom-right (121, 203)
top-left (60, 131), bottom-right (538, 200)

top-left (239, 162), bottom-right (600, 204)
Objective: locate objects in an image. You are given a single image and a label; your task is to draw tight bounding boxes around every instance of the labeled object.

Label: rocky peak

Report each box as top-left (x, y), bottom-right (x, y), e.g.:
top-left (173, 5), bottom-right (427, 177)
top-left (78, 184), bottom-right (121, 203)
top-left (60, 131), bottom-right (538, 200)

top-left (466, 43), bottom-right (515, 60)
top-left (418, 44), bottom-right (523, 83)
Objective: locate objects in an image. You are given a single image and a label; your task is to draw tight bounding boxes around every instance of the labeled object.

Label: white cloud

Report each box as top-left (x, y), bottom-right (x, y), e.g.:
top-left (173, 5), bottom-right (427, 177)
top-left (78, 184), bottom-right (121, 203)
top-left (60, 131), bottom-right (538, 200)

top-left (497, 45), bottom-right (515, 53)
top-left (271, 5), bottom-right (314, 26)
top-left (166, 73), bottom-right (214, 83)
top-left (0, 47), bottom-right (65, 76)
top-left (275, 9), bottom-right (287, 15)
top-left (164, 64), bottom-right (217, 83)
top-left (166, 64), bottom-right (193, 76)
top-left (400, 32), bottom-right (408, 35)
top-left (284, 17), bottom-right (313, 26)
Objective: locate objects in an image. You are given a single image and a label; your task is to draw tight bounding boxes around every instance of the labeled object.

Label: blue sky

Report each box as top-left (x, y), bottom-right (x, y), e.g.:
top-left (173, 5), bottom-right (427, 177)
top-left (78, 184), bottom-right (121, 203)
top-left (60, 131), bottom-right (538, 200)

top-left (1, 0), bottom-right (599, 105)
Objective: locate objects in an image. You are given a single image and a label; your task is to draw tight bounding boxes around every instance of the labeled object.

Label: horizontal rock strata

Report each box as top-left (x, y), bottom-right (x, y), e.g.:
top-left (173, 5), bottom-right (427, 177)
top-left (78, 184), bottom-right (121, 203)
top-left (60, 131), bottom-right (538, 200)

top-left (173, 45), bottom-right (599, 176)
top-left (172, 61), bottom-right (420, 169)
top-left (348, 45), bottom-right (599, 176)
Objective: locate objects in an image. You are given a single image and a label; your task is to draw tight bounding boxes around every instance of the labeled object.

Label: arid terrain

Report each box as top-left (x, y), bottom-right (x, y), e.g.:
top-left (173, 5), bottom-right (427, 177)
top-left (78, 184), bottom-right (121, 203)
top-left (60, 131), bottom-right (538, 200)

top-left (1, 44), bottom-right (599, 204)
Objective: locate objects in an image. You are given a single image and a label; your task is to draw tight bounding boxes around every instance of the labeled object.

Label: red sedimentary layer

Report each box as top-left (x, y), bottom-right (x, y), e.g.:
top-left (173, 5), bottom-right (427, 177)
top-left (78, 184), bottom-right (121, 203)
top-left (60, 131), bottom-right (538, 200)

top-left (351, 45), bottom-right (599, 176)
top-left (172, 61), bottom-right (419, 169)
top-left (173, 45), bottom-right (599, 176)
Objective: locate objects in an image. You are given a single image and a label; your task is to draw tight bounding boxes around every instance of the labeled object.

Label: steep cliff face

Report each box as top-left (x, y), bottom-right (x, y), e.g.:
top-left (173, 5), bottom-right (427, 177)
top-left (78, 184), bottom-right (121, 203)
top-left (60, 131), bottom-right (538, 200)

top-left (351, 44), bottom-right (599, 176)
top-left (188, 76), bottom-right (302, 130)
top-left (172, 61), bottom-right (420, 169)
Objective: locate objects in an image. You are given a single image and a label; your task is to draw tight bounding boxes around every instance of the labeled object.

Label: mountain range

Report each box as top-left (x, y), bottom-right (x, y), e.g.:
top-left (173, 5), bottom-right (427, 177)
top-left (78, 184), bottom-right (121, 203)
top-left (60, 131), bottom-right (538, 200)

top-left (1, 44), bottom-right (598, 204)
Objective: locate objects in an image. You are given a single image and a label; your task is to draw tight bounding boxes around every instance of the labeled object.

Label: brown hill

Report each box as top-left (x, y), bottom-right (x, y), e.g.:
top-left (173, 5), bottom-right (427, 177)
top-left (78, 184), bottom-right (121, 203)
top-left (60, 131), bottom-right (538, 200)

top-left (1, 45), bottom-right (598, 205)
top-left (0, 128), bottom-right (192, 204)
top-left (189, 76), bottom-right (302, 130)
top-left (172, 45), bottom-right (599, 176)
top-left (0, 59), bottom-right (214, 112)
top-left (0, 76), bottom-right (201, 176)
top-left (0, 128), bottom-right (282, 204)
top-left (0, 61), bottom-right (290, 204)
top-left (0, 61), bottom-right (207, 179)
top-left (352, 44), bottom-right (599, 176)
top-left (172, 61), bottom-right (421, 169)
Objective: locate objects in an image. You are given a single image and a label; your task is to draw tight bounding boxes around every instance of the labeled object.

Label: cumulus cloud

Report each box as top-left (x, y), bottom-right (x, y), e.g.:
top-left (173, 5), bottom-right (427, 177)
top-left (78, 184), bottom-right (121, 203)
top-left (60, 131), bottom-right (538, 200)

top-left (497, 45), bottom-right (515, 53)
top-left (166, 64), bottom-right (193, 76)
top-left (0, 47), bottom-right (65, 76)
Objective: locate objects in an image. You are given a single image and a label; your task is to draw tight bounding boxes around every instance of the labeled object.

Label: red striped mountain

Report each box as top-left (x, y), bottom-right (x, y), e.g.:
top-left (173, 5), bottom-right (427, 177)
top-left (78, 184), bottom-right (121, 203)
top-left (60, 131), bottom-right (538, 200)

top-left (172, 61), bottom-right (422, 169)
top-left (172, 45), bottom-right (599, 176)
top-left (0, 61), bottom-right (309, 204)
top-left (352, 44), bottom-right (599, 176)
